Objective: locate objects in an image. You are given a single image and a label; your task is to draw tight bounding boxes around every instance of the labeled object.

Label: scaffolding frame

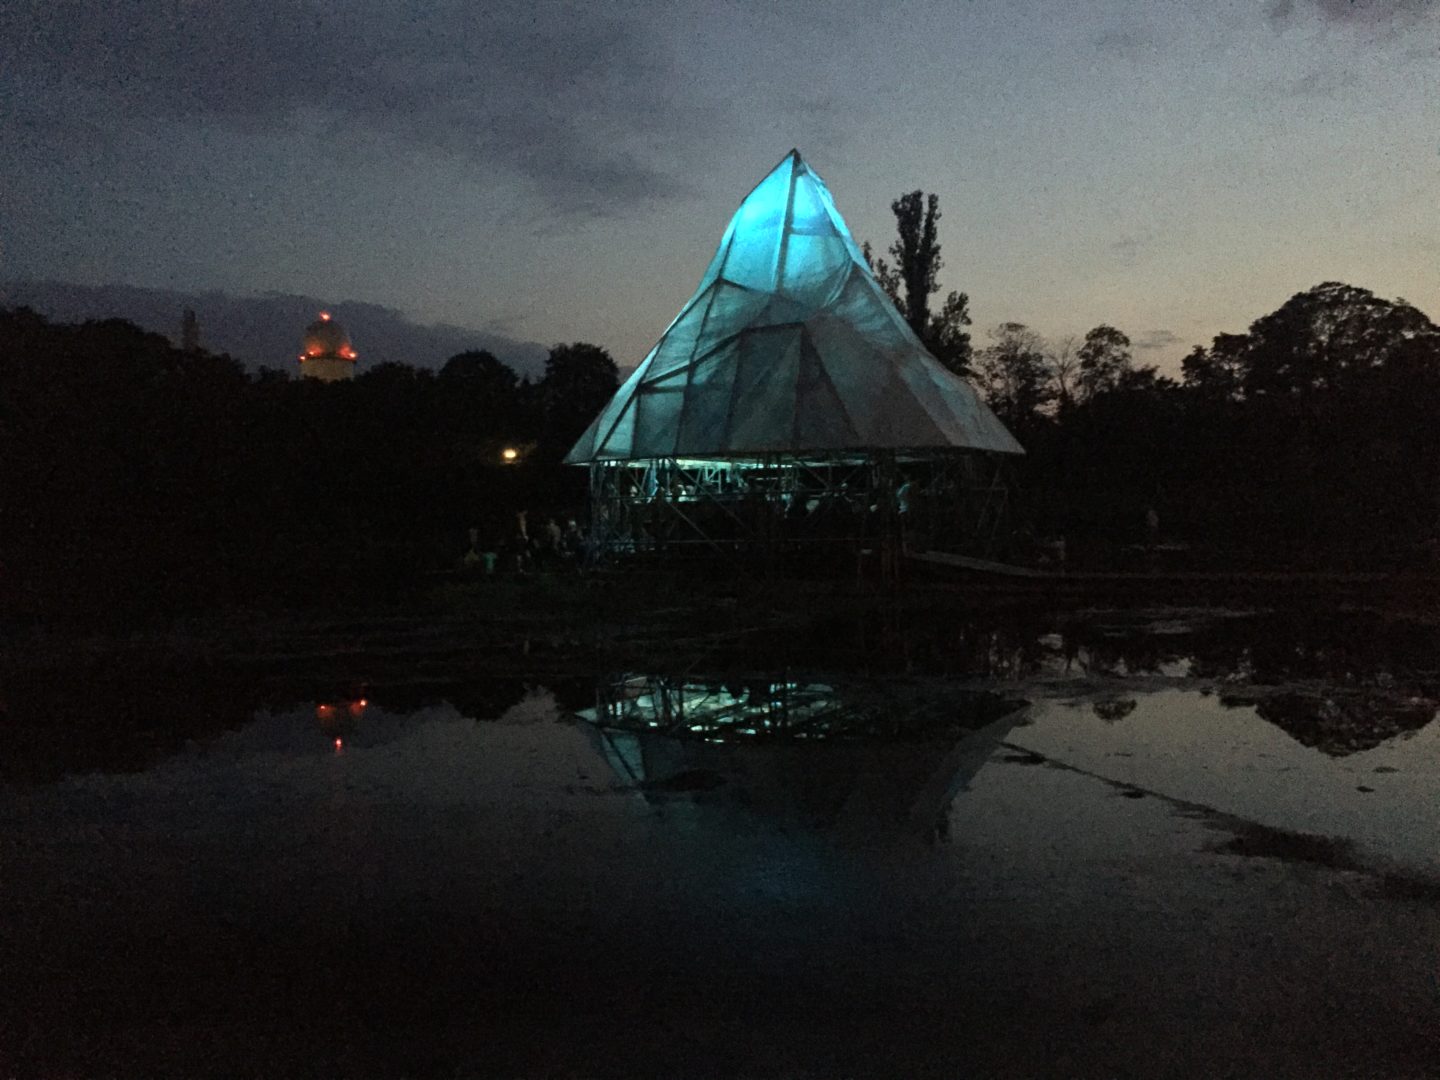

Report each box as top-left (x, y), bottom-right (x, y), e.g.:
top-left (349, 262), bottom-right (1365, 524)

top-left (583, 449), bottom-right (1012, 567)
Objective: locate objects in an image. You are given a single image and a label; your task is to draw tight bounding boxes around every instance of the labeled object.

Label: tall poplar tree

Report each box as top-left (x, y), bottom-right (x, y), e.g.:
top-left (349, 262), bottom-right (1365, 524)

top-left (863, 191), bottom-right (973, 377)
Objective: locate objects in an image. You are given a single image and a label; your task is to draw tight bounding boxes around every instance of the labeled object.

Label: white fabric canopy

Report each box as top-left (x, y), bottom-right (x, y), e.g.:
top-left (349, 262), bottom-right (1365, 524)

top-left (566, 150), bottom-right (1023, 464)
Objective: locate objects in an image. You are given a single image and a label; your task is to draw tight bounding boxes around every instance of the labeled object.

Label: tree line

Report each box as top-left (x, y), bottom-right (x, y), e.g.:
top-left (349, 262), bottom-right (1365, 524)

top-left (0, 307), bottom-right (617, 620)
top-left (866, 191), bottom-right (1440, 570)
top-left (5, 204), bottom-right (1439, 623)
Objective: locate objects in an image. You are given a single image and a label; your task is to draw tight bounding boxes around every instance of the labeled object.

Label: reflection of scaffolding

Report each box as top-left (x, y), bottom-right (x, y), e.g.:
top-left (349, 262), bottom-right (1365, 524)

top-left (580, 674), bottom-right (1025, 836)
top-left (585, 673), bottom-right (1021, 742)
top-left (586, 450), bottom-right (1011, 565)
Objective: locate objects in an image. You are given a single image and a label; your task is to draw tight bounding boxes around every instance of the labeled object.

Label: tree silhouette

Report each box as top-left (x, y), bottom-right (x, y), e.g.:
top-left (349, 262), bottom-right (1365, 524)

top-left (1076, 325), bottom-right (1134, 401)
top-left (537, 342), bottom-right (619, 461)
top-left (973, 322), bottom-right (1054, 433)
top-left (440, 349), bottom-right (518, 393)
top-left (864, 191), bottom-right (973, 376)
top-left (1184, 283), bottom-right (1440, 400)
top-left (5, 276), bottom-right (1438, 622)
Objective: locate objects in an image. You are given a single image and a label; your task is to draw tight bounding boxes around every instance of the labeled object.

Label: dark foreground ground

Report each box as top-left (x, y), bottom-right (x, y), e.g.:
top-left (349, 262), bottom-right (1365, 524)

top-left (3, 580), bottom-right (1440, 1078)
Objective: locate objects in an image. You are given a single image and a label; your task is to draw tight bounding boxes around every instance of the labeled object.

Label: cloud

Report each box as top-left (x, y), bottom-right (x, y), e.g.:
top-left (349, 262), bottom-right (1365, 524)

top-left (1267, 0), bottom-right (1298, 24)
top-left (1283, 67), bottom-right (1361, 95)
top-left (1133, 329), bottom-right (1183, 352)
top-left (1110, 233), bottom-right (1154, 268)
top-left (1093, 27), bottom-right (1161, 61)
top-left (0, 1), bottom-right (696, 217)
top-left (1268, 0), bottom-right (1439, 27)
top-left (0, 279), bottom-right (550, 377)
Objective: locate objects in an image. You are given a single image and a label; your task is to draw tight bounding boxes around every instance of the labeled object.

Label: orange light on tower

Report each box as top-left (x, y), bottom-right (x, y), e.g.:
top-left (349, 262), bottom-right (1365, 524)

top-left (298, 311), bottom-right (357, 382)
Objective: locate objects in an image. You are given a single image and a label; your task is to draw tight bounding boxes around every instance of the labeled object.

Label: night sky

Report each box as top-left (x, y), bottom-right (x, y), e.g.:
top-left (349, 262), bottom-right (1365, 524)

top-left (4, 0), bottom-right (1436, 373)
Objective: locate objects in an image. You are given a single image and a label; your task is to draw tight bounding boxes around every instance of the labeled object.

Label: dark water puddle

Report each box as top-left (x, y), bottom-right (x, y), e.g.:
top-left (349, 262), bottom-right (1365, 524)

top-left (1, 607), bottom-right (1438, 895)
top-left (723, 605), bottom-right (1440, 689)
top-left (3, 669), bottom-right (1431, 876)
top-left (0, 673), bottom-right (591, 783)
top-left (1008, 689), bottom-right (1440, 876)
top-left (5, 606), bottom-right (1440, 783)
top-left (5, 664), bottom-right (1440, 1077)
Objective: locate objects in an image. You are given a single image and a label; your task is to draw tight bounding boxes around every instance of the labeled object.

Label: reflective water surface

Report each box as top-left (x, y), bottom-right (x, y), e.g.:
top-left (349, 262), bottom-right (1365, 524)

top-left (3, 609), bottom-right (1440, 1077)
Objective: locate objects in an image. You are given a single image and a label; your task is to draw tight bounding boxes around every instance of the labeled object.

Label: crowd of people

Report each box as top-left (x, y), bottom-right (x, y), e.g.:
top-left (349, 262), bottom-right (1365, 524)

top-left (462, 510), bottom-right (588, 575)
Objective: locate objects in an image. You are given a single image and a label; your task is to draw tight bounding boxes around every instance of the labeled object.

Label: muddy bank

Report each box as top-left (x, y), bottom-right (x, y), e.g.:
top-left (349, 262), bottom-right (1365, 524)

top-left (6, 568), bottom-right (1440, 675)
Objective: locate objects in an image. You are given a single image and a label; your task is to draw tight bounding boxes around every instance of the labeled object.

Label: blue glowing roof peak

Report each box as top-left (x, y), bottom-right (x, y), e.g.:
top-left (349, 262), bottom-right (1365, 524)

top-left (565, 151), bottom-right (1024, 463)
top-left (688, 149), bottom-right (870, 308)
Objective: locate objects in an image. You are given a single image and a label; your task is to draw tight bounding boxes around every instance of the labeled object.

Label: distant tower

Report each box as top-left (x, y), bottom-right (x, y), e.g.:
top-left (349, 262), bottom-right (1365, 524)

top-left (180, 308), bottom-right (200, 352)
top-left (297, 310), bottom-right (358, 382)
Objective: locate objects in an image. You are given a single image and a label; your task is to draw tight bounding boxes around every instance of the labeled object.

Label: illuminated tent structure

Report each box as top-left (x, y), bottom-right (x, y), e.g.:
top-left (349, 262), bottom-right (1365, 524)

top-left (566, 150), bottom-right (1023, 566)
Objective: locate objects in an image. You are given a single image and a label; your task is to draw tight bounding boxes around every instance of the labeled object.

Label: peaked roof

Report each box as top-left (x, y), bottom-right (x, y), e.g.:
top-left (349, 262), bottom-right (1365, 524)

top-left (566, 150), bottom-right (1023, 464)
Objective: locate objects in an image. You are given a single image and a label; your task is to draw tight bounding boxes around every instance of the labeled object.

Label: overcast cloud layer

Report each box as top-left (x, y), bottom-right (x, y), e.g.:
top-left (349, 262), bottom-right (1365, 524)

top-left (3, 0), bottom-right (1435, 373)
top-left (2, 0), bottom-right (702, 216)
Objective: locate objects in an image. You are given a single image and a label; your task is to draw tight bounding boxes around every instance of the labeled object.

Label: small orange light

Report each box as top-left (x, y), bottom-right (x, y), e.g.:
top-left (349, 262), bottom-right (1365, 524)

top-left (319, 311), bottom-right (331, 321)
top-left (334, 737), bottom-right (343, 751)
top-left (502, 447), bottom-right (519, 462)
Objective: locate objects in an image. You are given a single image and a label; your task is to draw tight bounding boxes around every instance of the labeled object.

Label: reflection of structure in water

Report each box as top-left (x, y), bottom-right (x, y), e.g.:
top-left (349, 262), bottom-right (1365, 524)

top-left (585, 674), bottom-right (1020, 742)
top-left (580, 675), bottom-right (1024, 836)
top-left (314, 698), bottom-right (367, 724)
top-left (1092, 698), bottom-right (1138, 722)
top-left (315, 698), bottom-right (367, 752)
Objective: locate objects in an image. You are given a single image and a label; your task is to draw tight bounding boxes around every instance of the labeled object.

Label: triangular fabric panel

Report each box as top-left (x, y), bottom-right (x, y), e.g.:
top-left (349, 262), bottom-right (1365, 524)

top-left (566, 150), bottom-right (1024, 462)
top-left (676, 341), bottom-right (741, 450)
top-left (794, 335), bottom-right (860, 448)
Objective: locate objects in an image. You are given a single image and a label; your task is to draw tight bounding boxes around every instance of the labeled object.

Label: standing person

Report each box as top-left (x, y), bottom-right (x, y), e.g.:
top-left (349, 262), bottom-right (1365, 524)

top-left (544, 516), bottom-right (562, 560)
top-left (510, 510), bottom-right (531, 574)
top-left (563, 518), bottom-right (584, 564)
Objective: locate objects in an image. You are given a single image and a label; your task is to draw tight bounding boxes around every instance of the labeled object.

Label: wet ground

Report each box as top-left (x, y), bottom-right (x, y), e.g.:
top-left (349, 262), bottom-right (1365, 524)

top-left (2, 605), bottom-right (1440, 1077)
